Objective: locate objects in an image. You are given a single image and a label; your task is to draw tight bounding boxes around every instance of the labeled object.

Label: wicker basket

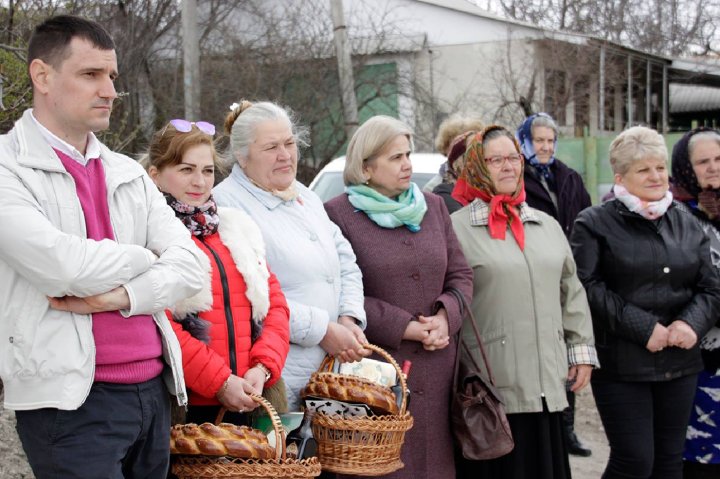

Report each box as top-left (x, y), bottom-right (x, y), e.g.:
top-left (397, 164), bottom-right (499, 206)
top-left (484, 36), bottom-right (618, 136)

top-left (309, 344), bottom-right (414, 476)
top-left (171, 395), bottom-right (321, 479)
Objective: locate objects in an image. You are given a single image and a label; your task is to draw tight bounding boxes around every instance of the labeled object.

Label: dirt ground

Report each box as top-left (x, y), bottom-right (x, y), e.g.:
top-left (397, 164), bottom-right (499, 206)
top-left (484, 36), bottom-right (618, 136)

top-left (569, 387), bottom-right (610, 478)
top-left (0, 387), bottom-right (609, 479)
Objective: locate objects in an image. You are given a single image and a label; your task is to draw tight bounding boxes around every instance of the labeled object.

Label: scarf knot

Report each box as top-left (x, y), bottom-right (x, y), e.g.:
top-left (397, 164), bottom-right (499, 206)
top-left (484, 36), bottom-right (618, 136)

top-left (346, 183), bottom-right (427, 232)
top-left (165, 193), bottom-right (220, 237)
top-left (479, 188), bottom-right (527, 249)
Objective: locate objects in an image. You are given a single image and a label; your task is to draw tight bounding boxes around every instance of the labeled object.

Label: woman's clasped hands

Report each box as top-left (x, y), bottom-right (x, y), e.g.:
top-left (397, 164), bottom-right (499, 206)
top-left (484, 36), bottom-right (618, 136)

top-left (403, 308), bottom-right (450, 351)
top-left (320, 315), bottom-right (371, 363)
top-left (646, 320), bottom-right (698, 353)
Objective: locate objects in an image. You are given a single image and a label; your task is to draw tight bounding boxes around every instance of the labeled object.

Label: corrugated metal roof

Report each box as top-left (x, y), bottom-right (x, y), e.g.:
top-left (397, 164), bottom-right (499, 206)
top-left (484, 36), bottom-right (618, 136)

top-left (670, 83), bottom-right (720, 113)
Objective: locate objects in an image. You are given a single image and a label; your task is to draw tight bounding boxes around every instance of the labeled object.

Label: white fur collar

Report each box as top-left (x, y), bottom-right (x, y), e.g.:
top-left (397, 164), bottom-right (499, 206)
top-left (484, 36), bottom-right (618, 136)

top-left (172, 207), bottom-right (270, 321)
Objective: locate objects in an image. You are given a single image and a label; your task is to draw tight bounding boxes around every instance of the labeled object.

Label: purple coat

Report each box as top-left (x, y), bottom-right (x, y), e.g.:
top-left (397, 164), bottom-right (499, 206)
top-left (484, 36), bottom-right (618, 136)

top-left (325, 192), bottom-right (473, 479)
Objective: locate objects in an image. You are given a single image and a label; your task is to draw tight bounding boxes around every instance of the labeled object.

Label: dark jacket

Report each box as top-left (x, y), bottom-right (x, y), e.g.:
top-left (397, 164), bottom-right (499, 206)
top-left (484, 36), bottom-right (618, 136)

top-left (325, 192), bottom-right (473, 479)
top-left (432, 181), bottom-right (462, 214)
top-left (570, 200), bottom-right (720, 381)
top-left (524, 159), bottom-right (591, 238)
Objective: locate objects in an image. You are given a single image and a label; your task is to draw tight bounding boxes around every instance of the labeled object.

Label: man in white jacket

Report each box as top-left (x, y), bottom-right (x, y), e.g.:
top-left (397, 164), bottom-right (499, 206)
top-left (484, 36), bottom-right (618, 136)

top-left (0, 15), bottom-right (205, 478)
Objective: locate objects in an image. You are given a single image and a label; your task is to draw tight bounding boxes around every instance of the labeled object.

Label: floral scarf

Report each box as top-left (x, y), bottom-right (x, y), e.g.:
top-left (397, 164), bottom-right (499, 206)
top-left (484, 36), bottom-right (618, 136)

top-left (613, 184), bottom-right (673, 220)
top-left (346, 183), bottom-right (427, 232)
top-left (165, 193), bottom-right (220, 237)
top-left (452, 126), bottom-right (527, 250)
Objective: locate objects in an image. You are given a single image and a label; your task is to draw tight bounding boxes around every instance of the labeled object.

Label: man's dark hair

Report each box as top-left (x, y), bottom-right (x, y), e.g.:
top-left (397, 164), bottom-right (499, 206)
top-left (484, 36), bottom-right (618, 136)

top-left (28, 15), bottom-right (115, 69)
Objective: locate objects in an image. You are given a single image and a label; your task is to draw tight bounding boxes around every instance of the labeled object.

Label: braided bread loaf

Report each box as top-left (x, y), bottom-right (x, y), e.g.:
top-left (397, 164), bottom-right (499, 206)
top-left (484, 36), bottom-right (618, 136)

top-left (170, 422), bottom-right (274, 459)
top-left (301, 372), bottom-right (399, 415)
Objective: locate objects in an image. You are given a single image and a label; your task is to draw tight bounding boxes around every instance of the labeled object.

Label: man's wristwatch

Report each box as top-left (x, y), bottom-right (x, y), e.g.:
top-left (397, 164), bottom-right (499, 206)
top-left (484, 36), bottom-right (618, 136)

top-left (253, 363), bottom-right (271, 381)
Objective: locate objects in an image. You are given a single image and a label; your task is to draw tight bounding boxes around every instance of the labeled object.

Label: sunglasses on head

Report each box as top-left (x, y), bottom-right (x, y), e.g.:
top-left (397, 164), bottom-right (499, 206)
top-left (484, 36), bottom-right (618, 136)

top-left (163, 119), bottom-right (216, 136)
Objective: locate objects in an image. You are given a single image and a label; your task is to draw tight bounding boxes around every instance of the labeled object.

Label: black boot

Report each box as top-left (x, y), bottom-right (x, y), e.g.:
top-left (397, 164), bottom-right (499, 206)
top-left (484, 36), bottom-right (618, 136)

top-left (563, 390), bottom-right (592, 457)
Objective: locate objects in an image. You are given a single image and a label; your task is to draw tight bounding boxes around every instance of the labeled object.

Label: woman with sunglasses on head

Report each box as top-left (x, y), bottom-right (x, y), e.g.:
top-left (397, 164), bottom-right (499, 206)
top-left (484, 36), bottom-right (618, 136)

top-left (450, 125), bottom-right (598, 479)
top-left (214, 101), bottom-right (369, 412)
top-left (143, 119), bottom-right (290, 425)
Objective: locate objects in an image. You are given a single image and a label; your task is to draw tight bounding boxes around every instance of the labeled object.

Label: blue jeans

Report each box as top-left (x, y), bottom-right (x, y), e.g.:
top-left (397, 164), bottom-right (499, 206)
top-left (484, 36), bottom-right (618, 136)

top-left (592, 374), bottom-right (698, 479)
top-left (16, 375), bottom-right (170, 479)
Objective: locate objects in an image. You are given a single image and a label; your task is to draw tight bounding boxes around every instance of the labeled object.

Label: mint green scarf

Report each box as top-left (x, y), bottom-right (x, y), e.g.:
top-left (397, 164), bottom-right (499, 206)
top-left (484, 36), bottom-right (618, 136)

top-left (346, 183), bottom-right (427, 232)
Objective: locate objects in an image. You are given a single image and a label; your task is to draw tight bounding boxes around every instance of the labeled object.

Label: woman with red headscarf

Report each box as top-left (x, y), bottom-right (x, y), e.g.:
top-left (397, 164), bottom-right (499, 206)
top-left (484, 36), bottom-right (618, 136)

top-left (450, 125), bottom-right (598, 479)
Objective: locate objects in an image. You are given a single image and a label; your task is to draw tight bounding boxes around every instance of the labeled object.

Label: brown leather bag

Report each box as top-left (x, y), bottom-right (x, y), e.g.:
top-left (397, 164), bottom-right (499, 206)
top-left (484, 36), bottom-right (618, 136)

top-left (448, 287), bottom-right (514, 460)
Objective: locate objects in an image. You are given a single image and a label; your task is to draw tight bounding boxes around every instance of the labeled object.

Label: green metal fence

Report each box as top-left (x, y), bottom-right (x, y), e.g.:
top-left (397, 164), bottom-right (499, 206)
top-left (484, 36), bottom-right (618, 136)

top-left (556, 133), bottom-right (685, 204)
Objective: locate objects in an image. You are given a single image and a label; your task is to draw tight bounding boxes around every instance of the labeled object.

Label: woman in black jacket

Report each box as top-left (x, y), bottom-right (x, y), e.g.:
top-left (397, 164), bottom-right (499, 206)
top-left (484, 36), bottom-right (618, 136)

top-left (570, 126), bottom-right (720, 479)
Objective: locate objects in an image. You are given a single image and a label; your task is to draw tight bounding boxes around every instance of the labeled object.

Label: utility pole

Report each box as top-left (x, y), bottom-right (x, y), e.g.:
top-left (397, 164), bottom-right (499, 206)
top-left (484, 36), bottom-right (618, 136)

top-left (182, 0), bottom-right (200, 120)
top-left (330, 0), bottom-right (359, 137)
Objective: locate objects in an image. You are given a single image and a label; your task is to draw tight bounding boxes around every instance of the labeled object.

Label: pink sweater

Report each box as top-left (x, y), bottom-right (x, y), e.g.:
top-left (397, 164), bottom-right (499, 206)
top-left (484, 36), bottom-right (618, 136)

top-left (56, 149), bottom-right (163, 383)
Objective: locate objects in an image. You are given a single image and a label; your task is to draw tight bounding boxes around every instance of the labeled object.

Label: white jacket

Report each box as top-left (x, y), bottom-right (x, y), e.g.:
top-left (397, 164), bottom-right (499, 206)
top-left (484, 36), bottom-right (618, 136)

top-left (214, 165), bottom-right (366, 410)
top-left (0, 110), bottom-right (206, 410)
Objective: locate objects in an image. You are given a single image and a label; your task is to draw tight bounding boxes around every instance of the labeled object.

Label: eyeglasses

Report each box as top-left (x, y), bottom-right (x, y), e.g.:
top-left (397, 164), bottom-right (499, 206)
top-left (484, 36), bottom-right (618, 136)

top-left (162, 119), bottom-right (216, 136)
top-left (485, 154), bottom-right (523, 168)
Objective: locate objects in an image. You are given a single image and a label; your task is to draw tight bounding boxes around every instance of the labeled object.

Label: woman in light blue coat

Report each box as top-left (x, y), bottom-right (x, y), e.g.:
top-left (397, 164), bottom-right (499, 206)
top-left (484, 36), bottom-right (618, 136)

top-left (214, 100), bottom-right (369, 410)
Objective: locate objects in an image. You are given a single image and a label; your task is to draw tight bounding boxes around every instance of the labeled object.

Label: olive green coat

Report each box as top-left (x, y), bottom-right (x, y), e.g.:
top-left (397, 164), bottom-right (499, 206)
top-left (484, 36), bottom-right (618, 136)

top-left (451, 200), bottom-right (597, 414)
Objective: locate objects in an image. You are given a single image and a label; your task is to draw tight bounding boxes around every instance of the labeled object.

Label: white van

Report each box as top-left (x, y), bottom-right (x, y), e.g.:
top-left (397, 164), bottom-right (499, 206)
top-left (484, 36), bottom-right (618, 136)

top-left (309, 153), bottom-right (446, 202)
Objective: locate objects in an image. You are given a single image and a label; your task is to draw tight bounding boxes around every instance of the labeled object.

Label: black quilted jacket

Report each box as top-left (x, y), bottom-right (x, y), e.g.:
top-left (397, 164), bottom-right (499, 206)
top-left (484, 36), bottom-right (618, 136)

top-left (570, 199), bottom-right (720, 381)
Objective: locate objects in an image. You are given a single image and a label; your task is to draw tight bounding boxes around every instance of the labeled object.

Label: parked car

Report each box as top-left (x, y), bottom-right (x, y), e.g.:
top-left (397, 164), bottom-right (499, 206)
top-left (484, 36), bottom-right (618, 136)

top-left (309, 153), bottom-right (446, 202)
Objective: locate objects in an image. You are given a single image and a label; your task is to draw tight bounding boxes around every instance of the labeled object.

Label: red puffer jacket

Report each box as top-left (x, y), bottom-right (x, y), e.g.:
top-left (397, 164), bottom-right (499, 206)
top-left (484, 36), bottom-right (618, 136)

top-left (170, 208), bottom-right (290, 406)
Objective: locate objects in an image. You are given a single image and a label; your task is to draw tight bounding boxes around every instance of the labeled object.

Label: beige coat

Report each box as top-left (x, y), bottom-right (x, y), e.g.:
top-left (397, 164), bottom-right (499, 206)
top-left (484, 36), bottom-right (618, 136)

top-left (451, 199), bottom-right (597, 414)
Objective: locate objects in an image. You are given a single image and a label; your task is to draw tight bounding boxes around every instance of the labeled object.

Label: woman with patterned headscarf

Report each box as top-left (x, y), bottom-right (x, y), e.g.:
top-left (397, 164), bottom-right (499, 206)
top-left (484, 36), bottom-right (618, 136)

top-left (671, 127), bottom-right (720, 479)
top-left (450, 125), bottom-right (598, 479)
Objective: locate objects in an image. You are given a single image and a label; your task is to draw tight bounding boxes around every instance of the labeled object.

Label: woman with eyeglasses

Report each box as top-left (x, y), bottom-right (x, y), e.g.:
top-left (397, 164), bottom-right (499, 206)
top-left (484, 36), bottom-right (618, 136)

top-left (214, 101), bottom-right (369, 412)
top-left (323, 115), bottom-right (474, 478)
top-left (450, 125), bottom-right (598, 479)
top-left (143, 119), bottom-right (290, 424)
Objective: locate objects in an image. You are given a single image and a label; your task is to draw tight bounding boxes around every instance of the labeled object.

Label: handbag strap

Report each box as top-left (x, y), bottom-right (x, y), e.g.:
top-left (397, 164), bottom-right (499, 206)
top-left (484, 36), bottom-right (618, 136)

top-left (447, 286), bottom-right (497, 386)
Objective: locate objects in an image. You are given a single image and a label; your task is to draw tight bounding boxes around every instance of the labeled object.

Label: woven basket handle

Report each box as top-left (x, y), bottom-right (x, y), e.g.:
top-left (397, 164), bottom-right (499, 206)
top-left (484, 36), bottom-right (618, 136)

top-left (318, 342), bottom-right (410, 414)
top-left (214, 394), bottom-right (285, 461)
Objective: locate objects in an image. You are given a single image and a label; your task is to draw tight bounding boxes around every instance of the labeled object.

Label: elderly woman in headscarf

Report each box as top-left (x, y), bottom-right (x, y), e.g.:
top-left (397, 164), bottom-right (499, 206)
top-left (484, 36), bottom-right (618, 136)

top-left (671, 127), bottom-right (720, 479)
top-left (570, 126), bottom-right (720, 479)
top-left (450, 125), bottom-right (598, 479)
top-left (516, 112), bottom-right (591, 237)
top-left (517, 113), bottom-right (593, 456)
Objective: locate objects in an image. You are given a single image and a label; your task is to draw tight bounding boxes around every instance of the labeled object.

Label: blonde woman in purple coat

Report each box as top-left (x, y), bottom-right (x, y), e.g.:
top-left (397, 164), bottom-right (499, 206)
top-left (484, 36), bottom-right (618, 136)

top-left (324, 115), bottom-right (474, 478)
